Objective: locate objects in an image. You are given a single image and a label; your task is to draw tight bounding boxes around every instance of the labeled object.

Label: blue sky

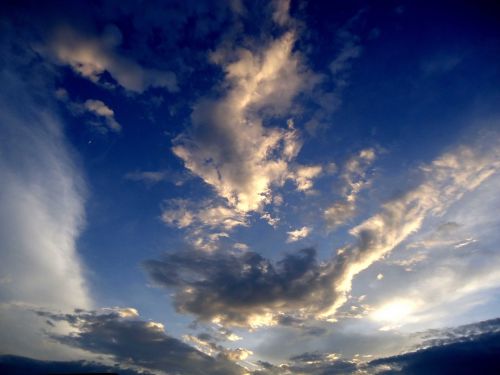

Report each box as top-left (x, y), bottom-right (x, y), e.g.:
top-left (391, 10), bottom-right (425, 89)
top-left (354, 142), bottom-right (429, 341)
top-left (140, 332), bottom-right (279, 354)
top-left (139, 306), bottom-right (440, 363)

top-left (1, 1), bottom-right (500, 374)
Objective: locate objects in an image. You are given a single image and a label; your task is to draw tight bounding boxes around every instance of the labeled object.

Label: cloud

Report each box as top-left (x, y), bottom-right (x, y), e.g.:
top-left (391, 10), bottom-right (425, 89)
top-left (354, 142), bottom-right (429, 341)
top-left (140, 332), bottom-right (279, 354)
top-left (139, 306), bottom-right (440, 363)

top-left (145, 248), bottom-right (343, 328)
top-left (162, 199), bottom-right (247, 231)
top-left (272, 0), bottom-right (291, 27)
top-left (184, 334), bottom-right (253, 362)
top-left (40, 308), bottom-right (246, 375)
top-left (0, 355), bottom-right (152, 375)
top-left (172, 20), bottom-right (315, 213)
top-left (289, 165), bottom-right (323, 192)
top-left (367, 321), bottom-right (500, 375)
top-left (324, 148), bottom-right (376, 229)
top-left (146, 138), bottom-right (500, 328)
top-left (47, 25), bottom-right (177, 93)
top-left (0, 55), bottom-right (92, 359)
top-left (125, 169), bottom-right (189, 186)
top-left (324, 142), bottom-right (500, 318)
top-left (161, 199), bottom-right (248, 251)
top-left (286, 226), bottom-right (312, 242)
top-left (252, 353), bottom-right (358, 375)
top-left (56, 88), bottom-right (121, 133)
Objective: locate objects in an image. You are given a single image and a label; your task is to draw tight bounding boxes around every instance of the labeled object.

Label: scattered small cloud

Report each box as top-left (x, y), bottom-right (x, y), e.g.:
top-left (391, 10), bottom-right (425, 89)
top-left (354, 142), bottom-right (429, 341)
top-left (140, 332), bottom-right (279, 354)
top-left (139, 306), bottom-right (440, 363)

top-left (287, 226), bottom-right (311, 242)
top-left (56, 88), bottom-right (121, 133)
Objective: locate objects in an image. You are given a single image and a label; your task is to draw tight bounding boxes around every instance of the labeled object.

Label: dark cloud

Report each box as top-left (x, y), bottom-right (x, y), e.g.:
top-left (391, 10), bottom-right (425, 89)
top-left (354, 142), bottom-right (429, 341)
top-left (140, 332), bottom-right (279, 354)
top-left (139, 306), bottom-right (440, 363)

top-left (368, 330), bottom-right (500, 375)
top-left (253, 318), bottom-right (500, 374)
top-left (40, 309), bottom-right (245, 375)
top-left (252, 354), bottom-right (358, 375)
top-left (415, 317), bottom-right (500, 350)
top-left (144, 248), bottom-right (344, 327)
top-left (0, 354), bottom-right (150, 375)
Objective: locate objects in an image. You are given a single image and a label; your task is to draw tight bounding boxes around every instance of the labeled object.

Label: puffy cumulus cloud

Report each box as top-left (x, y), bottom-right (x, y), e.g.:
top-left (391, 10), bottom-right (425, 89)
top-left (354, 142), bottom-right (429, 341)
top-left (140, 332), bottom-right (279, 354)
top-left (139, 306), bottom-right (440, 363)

top-left (144, 248), bottom-right (343, 328)
top-left (147, 139), bottom-right (500, 328)
top-left (286, 226), bottom-right (311, 243)
top-left (324, 148), bottom-right (376, 229)
top-left (40, 308), bottom-right (246, 375)
top-left (172, 26), bottom-right (316, 214)
top-left (47, 25), bottom-right (177, 93)
top-left (289, 164), bottom-right (323, 192)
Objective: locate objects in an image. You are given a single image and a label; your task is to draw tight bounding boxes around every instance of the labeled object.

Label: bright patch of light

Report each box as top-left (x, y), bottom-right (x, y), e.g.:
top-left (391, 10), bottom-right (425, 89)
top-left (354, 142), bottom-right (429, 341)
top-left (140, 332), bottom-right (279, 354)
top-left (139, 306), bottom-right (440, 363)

top-left (371, 299), bottom-right (417, 326)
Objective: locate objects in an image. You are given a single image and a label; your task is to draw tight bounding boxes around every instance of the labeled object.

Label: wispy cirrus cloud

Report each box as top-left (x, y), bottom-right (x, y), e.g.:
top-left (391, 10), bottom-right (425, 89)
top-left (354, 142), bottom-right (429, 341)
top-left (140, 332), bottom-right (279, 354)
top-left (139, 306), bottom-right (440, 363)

top-left (324, 148), bottom-right (376, 230)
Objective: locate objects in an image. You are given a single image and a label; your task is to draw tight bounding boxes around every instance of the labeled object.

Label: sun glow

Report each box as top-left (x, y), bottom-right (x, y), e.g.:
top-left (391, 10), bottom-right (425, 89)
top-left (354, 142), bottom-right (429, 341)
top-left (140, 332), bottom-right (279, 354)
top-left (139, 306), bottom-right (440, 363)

top-left (371, 299), bottom-right (418, 327)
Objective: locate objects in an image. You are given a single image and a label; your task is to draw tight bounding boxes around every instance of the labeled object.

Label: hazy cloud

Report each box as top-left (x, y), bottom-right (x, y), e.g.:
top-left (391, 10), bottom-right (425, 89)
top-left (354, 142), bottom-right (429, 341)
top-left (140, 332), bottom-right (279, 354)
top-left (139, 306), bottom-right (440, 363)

top-left (0, 60), bottom-right (91, 359)
top-left (324, 148), bottom-right (376, 229)
top-left (47, 25), bottom-right (177, 93)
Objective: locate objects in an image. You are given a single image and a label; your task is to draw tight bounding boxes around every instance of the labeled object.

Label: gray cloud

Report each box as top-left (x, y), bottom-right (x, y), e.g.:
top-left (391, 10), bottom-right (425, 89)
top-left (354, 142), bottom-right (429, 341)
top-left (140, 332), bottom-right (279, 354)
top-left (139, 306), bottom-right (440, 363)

top-left (40, 309), bottom-right (246, 375)
top-left (145, 248), bottom-right (342, 328)
top-left (367, 323), bottom-right (500, 375)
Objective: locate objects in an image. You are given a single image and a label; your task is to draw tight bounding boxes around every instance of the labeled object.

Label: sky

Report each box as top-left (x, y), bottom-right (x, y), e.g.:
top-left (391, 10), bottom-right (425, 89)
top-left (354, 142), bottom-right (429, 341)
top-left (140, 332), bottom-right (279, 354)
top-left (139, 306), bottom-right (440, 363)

top-left (1, 0), bottom-right (500, 374)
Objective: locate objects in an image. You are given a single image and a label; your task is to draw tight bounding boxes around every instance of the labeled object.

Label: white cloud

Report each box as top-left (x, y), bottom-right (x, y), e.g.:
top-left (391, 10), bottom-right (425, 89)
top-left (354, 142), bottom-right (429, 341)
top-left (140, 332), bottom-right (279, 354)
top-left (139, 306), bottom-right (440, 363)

top-left (324, 141), bottom-right (500, 319)
top-left (83, 99), bottom-right (121, 131)
top-left (173, 29), bottom-right (314, 214)
top-left (287, 226), bottom-right (312, 242)
top-left (0, 73), bottom-right (92, 359)
top-left (324, 148), bottom-right (376, 229)
top-left (162, 199), bottom-right (247, 231)
top-left (48, 25), bottom-right (177, 93)
top-left (162, 199), bottom-right (248, 251)
top-left (290, 164), bottom-right (323, 191)
top-left (56, 88), bottom-right (121, 133)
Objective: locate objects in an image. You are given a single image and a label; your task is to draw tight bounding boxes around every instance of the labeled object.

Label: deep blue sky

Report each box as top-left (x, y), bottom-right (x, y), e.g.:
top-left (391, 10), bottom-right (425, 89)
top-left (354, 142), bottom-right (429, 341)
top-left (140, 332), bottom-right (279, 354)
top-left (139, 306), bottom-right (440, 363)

top-left (1, 1), bottom-right (500, 374)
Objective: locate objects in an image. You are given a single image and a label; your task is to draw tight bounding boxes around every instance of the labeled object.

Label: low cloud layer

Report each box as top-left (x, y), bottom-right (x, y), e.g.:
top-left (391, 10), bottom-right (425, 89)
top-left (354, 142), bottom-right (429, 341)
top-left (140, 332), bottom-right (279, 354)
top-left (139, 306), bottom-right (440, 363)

top-left (38, 308), bottom-right (246, 375)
